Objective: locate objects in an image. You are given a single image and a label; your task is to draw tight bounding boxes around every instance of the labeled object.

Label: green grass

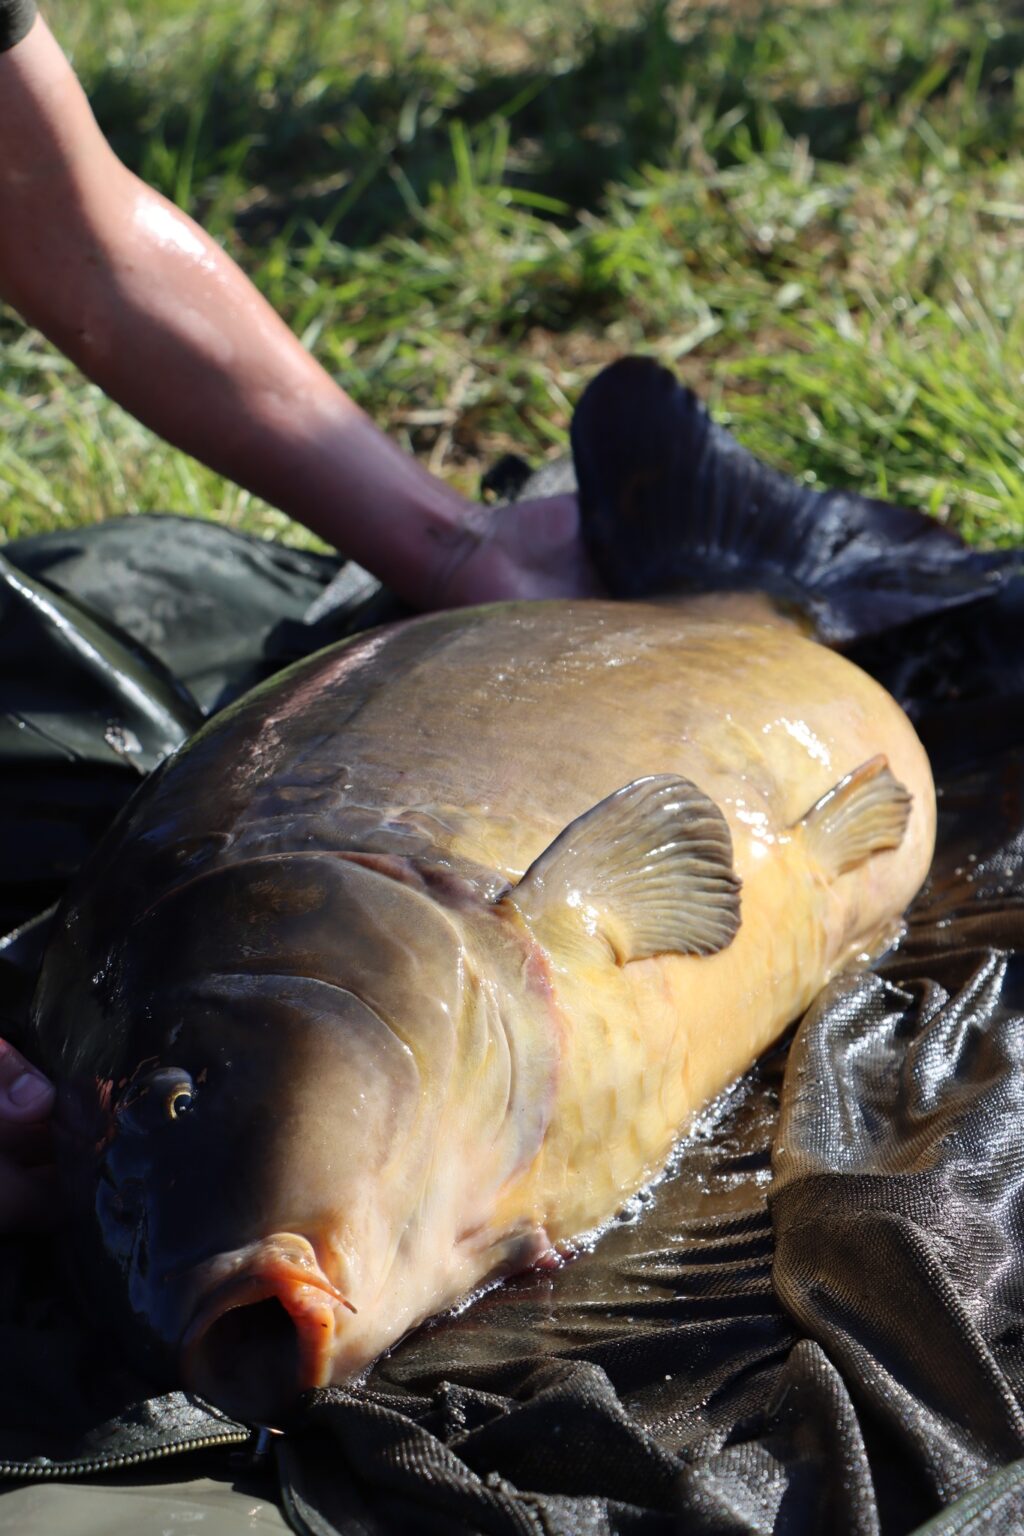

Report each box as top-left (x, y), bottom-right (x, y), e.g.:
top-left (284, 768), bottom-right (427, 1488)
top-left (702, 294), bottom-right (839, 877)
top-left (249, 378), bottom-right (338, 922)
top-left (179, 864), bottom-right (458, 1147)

top-left (1, 0), bottom-right (1022, 548)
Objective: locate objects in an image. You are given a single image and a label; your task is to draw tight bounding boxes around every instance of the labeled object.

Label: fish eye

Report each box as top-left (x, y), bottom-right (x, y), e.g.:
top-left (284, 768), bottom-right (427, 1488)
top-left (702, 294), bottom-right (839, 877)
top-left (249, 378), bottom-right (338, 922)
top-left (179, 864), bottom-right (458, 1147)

top-left (167, 1084), bottom-right (194, 1119)
top-left (118, 1067), bottom-right (196, 1131)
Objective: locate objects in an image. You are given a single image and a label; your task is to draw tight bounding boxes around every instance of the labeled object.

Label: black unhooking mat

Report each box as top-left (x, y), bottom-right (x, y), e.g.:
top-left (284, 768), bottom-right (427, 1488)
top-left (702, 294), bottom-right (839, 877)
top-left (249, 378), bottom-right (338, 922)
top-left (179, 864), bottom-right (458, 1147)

top-left (1, 358), bottom-right (1023, 1535)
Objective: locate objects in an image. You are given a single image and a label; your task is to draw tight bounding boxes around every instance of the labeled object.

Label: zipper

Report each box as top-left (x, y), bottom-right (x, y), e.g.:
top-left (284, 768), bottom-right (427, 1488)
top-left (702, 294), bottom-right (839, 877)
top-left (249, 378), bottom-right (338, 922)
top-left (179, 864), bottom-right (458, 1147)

top-left (0, 1424), bottom-right (256, 1480)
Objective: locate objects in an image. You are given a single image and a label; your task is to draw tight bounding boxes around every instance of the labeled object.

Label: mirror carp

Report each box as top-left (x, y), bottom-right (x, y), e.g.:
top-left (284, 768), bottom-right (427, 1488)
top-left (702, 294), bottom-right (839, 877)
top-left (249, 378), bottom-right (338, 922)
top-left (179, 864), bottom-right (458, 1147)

top-left (31, 591), bottom-right (935, 1423)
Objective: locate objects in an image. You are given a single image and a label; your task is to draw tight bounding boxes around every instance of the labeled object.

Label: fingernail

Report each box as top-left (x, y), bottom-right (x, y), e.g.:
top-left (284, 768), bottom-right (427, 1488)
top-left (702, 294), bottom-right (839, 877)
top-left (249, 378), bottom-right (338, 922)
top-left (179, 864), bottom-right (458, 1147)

top-left (8, 1072), bottom-right (53, 1111)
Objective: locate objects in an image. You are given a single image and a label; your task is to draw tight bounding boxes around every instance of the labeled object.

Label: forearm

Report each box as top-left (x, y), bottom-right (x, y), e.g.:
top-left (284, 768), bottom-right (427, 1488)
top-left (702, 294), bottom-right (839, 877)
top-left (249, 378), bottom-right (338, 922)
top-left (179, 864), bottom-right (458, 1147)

top-left (0, 18), bottom-right (476, 601)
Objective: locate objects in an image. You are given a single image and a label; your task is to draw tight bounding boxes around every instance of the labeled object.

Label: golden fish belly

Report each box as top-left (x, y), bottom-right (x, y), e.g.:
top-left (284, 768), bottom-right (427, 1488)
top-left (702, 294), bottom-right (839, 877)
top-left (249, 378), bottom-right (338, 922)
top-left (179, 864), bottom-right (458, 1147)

top-left (495, 836), bottom-right (860, 1242)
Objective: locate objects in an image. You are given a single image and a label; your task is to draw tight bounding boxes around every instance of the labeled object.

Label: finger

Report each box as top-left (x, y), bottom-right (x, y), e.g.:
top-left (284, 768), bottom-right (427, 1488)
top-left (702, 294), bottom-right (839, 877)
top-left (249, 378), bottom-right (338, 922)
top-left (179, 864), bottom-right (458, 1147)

top-left (0, 1155), bottom-right (58, 1234)
top-left (0, 1039), bottom-right (55, 1124)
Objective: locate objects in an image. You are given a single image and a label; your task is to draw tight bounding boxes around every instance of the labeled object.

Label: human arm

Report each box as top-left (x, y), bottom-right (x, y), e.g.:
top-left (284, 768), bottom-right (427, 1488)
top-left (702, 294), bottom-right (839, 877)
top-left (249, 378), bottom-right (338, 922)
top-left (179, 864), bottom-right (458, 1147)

top-left (0, 14), bottom-right (597, 608)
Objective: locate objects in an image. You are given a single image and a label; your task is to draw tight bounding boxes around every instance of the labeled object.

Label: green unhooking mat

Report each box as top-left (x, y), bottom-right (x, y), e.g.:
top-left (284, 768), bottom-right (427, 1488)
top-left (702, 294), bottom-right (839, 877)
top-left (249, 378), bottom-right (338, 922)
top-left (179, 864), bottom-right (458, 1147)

top-left (1, 358), bottom-right (1023, 1536)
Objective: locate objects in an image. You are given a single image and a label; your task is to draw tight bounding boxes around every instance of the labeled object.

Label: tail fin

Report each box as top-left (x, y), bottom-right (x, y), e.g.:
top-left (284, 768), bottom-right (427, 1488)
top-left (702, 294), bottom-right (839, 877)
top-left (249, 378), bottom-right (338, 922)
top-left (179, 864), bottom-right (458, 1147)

top-left (571, 357), bottom-right (1017, 644)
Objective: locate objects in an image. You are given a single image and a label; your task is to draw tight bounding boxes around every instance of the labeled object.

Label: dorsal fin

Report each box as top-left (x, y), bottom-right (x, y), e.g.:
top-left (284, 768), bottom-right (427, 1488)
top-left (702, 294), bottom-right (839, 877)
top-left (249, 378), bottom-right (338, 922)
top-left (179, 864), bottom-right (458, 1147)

top-left (570, 356), bottom-right (1017, 643)
top-left (508, 775), bottom-right (741, 966)
top-left (797, 755), bottom-right (912, 878)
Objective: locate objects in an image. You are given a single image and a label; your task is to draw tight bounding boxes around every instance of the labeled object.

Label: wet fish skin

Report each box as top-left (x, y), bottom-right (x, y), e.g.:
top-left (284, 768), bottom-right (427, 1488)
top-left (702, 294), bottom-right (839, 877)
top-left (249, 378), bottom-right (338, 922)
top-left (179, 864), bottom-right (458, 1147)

top-left (32, 597), bottom-right (935, 1422)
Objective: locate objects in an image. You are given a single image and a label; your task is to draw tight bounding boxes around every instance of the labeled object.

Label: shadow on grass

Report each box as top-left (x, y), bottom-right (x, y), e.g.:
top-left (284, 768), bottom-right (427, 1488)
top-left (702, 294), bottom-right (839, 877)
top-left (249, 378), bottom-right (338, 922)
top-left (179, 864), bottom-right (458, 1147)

top-left (84, 0), bottom-right (1024, 249)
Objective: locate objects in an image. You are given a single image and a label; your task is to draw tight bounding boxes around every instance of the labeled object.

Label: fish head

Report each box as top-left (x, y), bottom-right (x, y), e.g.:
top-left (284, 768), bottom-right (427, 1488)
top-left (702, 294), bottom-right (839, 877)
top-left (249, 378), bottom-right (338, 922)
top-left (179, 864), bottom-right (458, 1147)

top-left (36, 852), bottom-right (478, 1423)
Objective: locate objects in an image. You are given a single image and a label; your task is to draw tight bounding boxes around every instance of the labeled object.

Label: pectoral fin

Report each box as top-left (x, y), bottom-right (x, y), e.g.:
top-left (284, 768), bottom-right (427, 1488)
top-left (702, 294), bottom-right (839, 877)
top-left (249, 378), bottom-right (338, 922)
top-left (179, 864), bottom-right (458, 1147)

top-left (509, 775), bottom-right (741, 966)
top-left (798, 754), bottom-right (911, 877)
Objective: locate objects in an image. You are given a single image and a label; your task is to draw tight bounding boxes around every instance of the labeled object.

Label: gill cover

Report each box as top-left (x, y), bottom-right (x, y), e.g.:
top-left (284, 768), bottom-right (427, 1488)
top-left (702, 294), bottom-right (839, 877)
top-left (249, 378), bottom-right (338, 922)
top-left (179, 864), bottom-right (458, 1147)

top-left (42, 853), bottom-right (472, 1376)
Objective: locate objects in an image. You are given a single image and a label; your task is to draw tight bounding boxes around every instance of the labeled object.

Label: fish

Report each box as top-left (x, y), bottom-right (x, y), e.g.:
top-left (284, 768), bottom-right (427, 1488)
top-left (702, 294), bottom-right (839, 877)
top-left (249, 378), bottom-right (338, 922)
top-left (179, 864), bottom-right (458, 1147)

top-left (30, 584), bottom-right (936, 1425)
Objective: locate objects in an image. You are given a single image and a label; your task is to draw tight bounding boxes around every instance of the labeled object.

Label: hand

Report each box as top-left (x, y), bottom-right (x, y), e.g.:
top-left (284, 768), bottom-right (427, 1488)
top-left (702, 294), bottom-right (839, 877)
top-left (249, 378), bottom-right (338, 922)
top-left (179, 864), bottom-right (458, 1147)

top-left (0, 1040), bottom-right (56, 1233)
top-left (434, 493), bottom-right (603, 608)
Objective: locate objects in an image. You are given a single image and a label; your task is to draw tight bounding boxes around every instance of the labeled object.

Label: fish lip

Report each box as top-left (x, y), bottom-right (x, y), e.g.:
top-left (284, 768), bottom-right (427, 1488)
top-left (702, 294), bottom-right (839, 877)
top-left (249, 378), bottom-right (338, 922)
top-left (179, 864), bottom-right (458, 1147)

top-left (180, 1243), bottom-right (356, 1420)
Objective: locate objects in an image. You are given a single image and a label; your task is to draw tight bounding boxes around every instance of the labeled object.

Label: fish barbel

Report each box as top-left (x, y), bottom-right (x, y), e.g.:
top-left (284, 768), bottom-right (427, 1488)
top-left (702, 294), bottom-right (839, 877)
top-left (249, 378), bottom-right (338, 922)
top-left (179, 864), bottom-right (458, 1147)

top-left (31, 592), bottom-right (935, 1423)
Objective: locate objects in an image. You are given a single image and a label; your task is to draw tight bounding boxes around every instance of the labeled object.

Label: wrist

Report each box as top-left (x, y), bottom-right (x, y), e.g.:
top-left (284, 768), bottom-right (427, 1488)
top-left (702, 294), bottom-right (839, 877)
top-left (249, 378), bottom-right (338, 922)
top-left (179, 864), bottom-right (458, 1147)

top-left (409, 490), bottom-right (498, 609)
top-left (276, 398), bottom-right (495, 609)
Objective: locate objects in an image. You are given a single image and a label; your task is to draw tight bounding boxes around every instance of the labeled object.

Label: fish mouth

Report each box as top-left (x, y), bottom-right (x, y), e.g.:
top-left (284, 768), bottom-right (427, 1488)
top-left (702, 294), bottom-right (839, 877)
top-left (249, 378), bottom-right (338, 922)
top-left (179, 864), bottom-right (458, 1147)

top-left (181, 1235), bottom-right (355, 1425)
